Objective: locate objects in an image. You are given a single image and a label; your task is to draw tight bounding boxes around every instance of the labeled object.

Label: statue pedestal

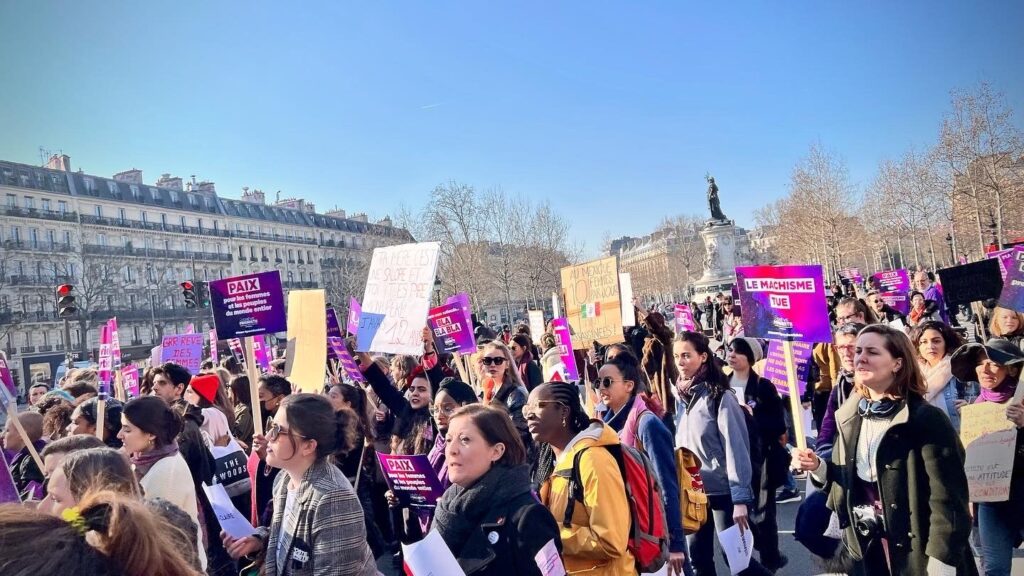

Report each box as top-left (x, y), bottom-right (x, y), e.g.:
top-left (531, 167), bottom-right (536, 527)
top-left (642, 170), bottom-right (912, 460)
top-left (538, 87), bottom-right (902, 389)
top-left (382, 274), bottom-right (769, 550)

top-left (692, 220), bottom-right (738, 302)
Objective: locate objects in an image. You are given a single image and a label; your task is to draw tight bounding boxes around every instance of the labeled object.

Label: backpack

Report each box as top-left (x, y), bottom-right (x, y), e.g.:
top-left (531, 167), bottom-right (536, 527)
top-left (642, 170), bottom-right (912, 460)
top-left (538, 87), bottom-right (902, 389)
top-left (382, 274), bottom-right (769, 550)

top-left (557, 443), bottom-right (669, 573)
top-left (711, 390), bottom-right (765, 515)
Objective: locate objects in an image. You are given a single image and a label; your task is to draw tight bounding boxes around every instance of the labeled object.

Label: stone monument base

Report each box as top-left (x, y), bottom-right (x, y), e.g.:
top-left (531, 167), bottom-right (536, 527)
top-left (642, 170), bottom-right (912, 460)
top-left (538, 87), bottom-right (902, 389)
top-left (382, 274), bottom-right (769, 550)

top-left (691, 219), bottom-right (738, 303)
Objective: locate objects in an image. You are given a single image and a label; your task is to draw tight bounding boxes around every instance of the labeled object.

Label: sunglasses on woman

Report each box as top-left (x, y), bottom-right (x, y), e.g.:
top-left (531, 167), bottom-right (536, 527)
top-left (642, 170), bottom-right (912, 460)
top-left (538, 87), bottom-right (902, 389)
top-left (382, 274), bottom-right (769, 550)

top-left (481, 356), bottom-right (506, 366)
top-left (265, 417), bottom-right (309, 441)
top-left (593, 377), bottom-right (628, 390)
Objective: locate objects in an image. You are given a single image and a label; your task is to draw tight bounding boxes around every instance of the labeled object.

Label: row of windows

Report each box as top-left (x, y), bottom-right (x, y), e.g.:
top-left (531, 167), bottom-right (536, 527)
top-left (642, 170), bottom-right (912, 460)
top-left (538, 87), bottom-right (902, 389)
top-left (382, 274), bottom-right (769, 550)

top-left (2, 225), bottom-right (73, 247)
top-left (5, 193), bottom-right (69, 213)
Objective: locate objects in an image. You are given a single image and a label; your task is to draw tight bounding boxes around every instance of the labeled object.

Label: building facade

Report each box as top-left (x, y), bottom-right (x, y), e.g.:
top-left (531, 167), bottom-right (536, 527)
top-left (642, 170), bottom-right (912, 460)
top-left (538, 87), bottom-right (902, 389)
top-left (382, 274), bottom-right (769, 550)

top-left (0, 154), bottom-right (411, 393)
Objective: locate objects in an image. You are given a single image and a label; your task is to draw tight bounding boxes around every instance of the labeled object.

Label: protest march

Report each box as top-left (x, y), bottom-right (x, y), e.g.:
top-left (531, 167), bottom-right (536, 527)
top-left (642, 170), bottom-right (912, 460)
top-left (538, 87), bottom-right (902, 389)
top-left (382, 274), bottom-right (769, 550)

top-left (4, 5), bottom-right (1024, 575)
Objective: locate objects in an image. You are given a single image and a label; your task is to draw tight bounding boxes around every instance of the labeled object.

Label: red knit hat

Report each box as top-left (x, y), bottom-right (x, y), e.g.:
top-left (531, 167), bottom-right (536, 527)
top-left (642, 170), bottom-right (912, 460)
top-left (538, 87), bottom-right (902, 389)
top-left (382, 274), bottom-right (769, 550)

top-left (189, 374), bottom-right (220, 404)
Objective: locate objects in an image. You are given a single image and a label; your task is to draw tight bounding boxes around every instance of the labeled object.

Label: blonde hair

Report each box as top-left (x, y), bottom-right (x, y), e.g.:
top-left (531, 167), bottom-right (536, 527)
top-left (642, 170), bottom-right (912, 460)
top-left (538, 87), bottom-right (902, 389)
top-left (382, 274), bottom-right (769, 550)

top-left (989, 306), bottom-right (1024, 338)
top-left (479, 341), bottom-right (525, 389)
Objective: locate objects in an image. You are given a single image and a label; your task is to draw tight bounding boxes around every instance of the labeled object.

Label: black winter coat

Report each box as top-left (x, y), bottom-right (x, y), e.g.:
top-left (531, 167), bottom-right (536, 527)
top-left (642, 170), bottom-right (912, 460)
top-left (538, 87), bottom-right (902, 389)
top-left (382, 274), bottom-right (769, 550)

top-left (451, 489), bottom-right (562, 576)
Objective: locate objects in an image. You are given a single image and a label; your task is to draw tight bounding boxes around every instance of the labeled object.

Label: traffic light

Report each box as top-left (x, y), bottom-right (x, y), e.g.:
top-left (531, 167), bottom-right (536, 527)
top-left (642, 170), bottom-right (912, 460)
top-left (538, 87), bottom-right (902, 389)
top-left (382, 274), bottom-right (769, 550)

top-left (196, 281), bottom-right (211, 308)
top-left (181, 280), bottom-right (197, 309)
top-left (55, 284), bottom-right (77, 318)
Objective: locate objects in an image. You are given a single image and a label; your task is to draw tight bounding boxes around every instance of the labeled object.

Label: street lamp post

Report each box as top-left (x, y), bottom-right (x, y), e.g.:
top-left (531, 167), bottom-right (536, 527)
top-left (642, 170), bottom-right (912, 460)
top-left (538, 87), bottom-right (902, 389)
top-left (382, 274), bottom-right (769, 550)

top-left (433, 278), bottom-right (442, 307)
top-left (987, 209), bottom-right (999, 250)
top-left (945, 234), bottom-right (954, 266)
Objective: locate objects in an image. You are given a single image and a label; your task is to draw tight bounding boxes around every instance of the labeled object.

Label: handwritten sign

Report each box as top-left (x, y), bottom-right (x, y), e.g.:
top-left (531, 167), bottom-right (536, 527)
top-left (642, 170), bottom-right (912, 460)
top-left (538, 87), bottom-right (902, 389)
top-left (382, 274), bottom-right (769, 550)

top-left (529, 310), bottom-right (546, 345)
top-left (359, 242), bottom-right (441, 355)
top-left (160, 333), bottom-right (204, 374)
top-left (376, 453), bottom-right (444, 508)
top-left (209, 270), bottom-right (288, 339)
top-left (735, 265), bottom-right (831, 343)
top-left (619, 273), bottom-right (636, 328)
top-left (960, 402), bottom-right (1018, 502)
top-left (560, 256), bottom-right (624, 348)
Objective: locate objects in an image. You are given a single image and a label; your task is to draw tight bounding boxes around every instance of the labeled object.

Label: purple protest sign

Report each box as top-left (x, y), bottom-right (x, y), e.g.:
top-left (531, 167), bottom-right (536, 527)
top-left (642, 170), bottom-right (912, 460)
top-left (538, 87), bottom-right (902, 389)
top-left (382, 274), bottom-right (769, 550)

top-left (347, 297), bottom-right (361, 336)
top-left (110, 318), bottom-right (122, 370)
top-left (97, 323), bottom-right (113, 393)
top-left (552, 318), bottom-right (580, 381)
top-left (992, 247), bottom-right (1024, 283)
top-left (735, 265), bottom-right (831, 343)
top-left (674, 304), bottom-right (696, 332)
top-left (209, 270), bottom-right (288, 340)
top-left (879, 291), bottom-right (910, 315)
top-left (326, 308), bottom-right (343, 360)
top-left (328, 336), bottom-right (365, 383)
top-left (0, 452), bottom-right (19, 504)
top-left (121, 365), bottom-right (140, 398)
top-left (0, 352), bottom-right (16, 401)
top-left (997, 253), bottom-right (1024, 313)
top-left (427, 301), bottom-right (475, 354)
top-left (840, 268), bottom-right (863, 284)
top-left (209, 329), bottom-right (219, 364)
top-left (869, 269), bottom-right (910, 293)
top-left (185, 323), bottom-right (195, 334)
top-left (252, 336), bottom-right (272, 372)
top-left (376, 453), bottom-right (444, 508)
top-left (160, 333), bottom-right (204, 374)
top-left (762, 340), bottom-right (814, 397)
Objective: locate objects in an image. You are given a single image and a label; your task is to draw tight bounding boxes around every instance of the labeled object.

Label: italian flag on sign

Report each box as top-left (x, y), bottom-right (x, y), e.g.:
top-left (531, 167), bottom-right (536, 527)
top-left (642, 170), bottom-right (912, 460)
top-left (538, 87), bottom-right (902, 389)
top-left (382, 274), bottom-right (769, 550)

top-left (581, 302), bottom-right (601, 318)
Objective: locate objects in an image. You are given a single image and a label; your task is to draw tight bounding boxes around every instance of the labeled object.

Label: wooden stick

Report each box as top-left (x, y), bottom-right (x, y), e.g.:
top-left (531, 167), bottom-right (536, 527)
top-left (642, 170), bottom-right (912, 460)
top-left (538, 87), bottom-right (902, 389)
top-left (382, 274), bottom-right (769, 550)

top-left (113, 370), bottom-right (126, 402)
top-left (95, 394), bottom-right (107, 442)
top-left (452, 352), bottom-right (469, 383)
top-left (783, 339), bottom-right (808, 450)
top-left (243, 337), bottom-right (264, 437)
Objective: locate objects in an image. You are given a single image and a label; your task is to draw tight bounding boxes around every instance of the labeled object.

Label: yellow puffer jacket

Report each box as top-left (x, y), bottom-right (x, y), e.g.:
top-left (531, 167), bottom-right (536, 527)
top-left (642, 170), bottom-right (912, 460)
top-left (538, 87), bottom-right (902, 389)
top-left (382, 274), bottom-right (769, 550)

top-left (539, 422), bottom-right (636, 575)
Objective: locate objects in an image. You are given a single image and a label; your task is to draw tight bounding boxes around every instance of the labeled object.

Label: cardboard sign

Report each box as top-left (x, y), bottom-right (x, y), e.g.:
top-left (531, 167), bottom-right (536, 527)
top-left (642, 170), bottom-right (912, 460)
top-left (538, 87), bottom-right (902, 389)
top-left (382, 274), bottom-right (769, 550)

top-left (528, 310), bottom-right (546, 345)
top-left (209, 270), bottom-right (288, 340)
top-left (762, 340), bottom-right (814, 397)
top-left (121, 365), bottom-right (140, 398)
top-left (551, 318), bottom-right (580, 381)
top-left (359, 242), bottom-right (441, 355)
top-left (328, 337), bottom-right (365, 383)
top-left (960, 402), bottom-right (1018, 502)
top-left (427, 301), bottom-right (475, 355)
top-left (735, 265), bottom-right (831, 343)
top-left (674, 303), bottom-right (696, 332)
top-left (376, 453), bottom-right (444, 508)
top-left (937, 259), bottom-right (1003, 307)
top-left (285, 289), bottom-right (328, 393)
top-left (560, 256), bottom-right (625, 348)
top-left (619, 273), bottom-right (636, 328)
top-left (160, 333), bottom-right (204, 374)
top-left (869, 269), bottom-right (910, 293)
top-left (997, 253), bottom-right (1024, 312)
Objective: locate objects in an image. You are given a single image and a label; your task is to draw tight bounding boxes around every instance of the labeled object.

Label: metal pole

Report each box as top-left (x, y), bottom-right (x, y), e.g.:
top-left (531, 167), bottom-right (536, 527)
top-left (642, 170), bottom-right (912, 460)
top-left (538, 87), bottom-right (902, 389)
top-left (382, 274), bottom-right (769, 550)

top-left (63, 317), bottom-right (73, 368)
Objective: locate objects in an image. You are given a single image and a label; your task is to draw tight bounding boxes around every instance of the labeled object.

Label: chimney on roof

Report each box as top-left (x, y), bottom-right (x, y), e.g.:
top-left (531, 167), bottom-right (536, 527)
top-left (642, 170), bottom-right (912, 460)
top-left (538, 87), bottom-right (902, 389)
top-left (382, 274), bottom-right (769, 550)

top-left (325, 207), bottom-right (346, 219)
top-left (113, 169), bottom-right (143, 184)
top-left (241, 188), bottom-right (265, 204)
top-left (47, 154), bottom-right (71, 172)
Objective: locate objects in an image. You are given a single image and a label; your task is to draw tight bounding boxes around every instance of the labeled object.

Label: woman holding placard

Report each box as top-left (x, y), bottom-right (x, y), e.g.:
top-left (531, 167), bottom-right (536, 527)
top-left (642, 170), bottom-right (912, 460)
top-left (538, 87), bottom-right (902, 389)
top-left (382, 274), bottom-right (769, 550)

top-left (434, 404), bottom-right (562, 576)
top-left (950, 339), bottom-right (1024, 576)
top-left (221, 393), bottom-right (378, 575)
top-left (792, 325), bottom-right (974, 575)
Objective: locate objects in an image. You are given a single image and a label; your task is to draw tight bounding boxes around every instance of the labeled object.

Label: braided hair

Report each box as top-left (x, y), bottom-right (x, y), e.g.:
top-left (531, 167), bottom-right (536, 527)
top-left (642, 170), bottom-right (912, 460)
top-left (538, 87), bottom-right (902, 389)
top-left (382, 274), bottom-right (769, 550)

top-left (531, 381), bottom-right (591, 489)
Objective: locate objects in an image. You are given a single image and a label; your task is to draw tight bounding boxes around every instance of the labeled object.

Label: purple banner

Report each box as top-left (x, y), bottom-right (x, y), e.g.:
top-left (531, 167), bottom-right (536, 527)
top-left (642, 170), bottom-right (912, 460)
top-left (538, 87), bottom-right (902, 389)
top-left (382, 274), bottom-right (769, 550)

top-left (674, 303), bottom-right (696, 332)
top-left (0, 353), bottom-right (16, 402)
top-left (0, 451), bottom-right (19, 504)
top-left (97, 323), bottom-right (113, 393)
top-left (552, 318), bottom-right (580, 381)
top-left (427, 301), bottom-right (475, 354)
top-left (161, 333), bottom-right (204, 374)
top-left (762, 340), bottom-right (814, 397)
top-left (869, 269), bottom-right (910, 293)
top-left (122, 365), bottom-right (140, 398)
top-left (879, 291), bottom-right (910, 315)
top-left (328, 337), bottom-right (365, 382)
top-left (209, 329), bottom-right (219, 364)
top-left (347, 297), bottom-right (361, 336)
top-left (252, 335), bottom-right (272, 373)
top-left (209, 270), bottom-right (288, 340)
top-left (997, 253), bottom-right (1024, 313)
top-left (735, 265), bottom-right (831, 343)
top-left (376, 453), bottom-right (444, 508)
top-left (326, 308), bottom-right (343, 360)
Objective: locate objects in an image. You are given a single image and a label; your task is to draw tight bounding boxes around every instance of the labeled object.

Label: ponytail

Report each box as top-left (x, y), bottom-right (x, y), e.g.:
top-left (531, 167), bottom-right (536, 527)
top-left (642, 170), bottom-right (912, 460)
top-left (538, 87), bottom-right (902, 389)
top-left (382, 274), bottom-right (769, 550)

top-left (282, 393), bottom-right (357, 460)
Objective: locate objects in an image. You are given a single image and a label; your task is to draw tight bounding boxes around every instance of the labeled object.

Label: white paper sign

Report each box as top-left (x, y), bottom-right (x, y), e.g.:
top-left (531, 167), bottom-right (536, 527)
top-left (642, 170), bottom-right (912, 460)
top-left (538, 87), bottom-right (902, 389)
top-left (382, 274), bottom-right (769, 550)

top-left (529, 310), bottom-right (546, 346)
top-left (202, 483), bottom-right (256, 539)
top-left (402, 529), bottom-right (466, 576)
top-left (717, 524), bottom-right (754, 575)
top-left (619, 273), bottom-right (636, 327)
top-left (534, 538), bottom-right (566, 576)
top-left (359, 242), bottom-right (441, 355)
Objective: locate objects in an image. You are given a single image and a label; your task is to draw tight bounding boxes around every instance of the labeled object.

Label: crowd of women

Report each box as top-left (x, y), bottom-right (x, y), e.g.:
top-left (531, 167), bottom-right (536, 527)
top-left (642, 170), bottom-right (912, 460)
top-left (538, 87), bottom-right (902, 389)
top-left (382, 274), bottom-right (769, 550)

top-left (1, 287), bottom-right (1022, 576)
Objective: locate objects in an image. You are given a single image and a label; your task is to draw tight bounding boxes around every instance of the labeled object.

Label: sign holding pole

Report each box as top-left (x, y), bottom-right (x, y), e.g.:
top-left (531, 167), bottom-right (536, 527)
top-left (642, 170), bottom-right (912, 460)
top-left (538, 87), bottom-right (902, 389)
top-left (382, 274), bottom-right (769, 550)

top-left (735, 264), bottom-right (831, 450)
top-left (243, 337), bottom-right (263, 437)
top-left (0, 359), bottom-right (44, 473)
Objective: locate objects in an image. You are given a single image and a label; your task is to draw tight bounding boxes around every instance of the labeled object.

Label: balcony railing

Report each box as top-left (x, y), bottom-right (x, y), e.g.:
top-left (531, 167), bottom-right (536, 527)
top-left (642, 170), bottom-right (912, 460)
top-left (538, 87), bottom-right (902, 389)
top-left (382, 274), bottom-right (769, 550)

top-left (81, 244), bottom-right (232, 262)
top-left (0, 204), bottom-right (77, 223)
top-left (37, 345), bottom-right (54, 352)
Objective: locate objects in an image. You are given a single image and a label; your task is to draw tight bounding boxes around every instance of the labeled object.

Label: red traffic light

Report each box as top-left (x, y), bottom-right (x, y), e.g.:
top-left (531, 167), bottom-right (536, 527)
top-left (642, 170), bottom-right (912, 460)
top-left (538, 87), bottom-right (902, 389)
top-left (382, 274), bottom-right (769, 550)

top-left (181, 281), bottom-right (194, 290)
top-left (56, 284), bottom-right (74, 296)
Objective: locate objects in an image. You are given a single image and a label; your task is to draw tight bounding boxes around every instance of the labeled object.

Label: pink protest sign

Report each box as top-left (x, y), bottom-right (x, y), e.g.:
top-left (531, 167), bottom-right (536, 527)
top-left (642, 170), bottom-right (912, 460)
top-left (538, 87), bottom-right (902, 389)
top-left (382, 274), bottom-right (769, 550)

top-left (0, 352), bottom-right (16, 402)
top-left (185, 323), bottom-right (195, 334)
top-left (109, 318), bottom-right (122, 370)
top-left (674, 304), bottom-right (696, 332)
top-left (551, 318), bottom-right (580, 381)
top-left (427, 300), bottom-right (475, 354)
top-left (121, 365), bottom-right (140, 398)
top-left (209, 329), bottom-right (219, 364)
top-left (735, 265), bottom-right (831, 343)
top-left (97, 322), bottom-right (113, 393)
top-left (868, 269), bottom-right (910, 293)
top-left (347, 297), bottom-right (361, 336)
top-left (161, 333), bottom-right (204, 374)
top-left (376, 453), bottom-right (444, 508)
top-left (252, 336), bottom-right (272, 372)
top-left (328, 336), bottom-right (365, 383)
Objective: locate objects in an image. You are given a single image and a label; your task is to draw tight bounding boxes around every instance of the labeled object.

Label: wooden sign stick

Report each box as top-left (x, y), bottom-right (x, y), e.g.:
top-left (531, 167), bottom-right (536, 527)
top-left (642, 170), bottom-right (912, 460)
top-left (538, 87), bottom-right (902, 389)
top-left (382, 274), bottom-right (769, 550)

top-left (242, 337), bottom-right (264, 437)
top-left (783, 339), bottom-right (808, 450)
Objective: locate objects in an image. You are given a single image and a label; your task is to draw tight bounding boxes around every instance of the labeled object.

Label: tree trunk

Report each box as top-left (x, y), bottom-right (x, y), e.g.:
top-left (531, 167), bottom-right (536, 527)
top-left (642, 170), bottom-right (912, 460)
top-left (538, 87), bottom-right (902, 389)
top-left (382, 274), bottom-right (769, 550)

top-left (896, 233), bottom-right (906, 269)
top-left (972, 193), bottom-right (985, 256)
top-left (926, 233), bottom-right (938, 270)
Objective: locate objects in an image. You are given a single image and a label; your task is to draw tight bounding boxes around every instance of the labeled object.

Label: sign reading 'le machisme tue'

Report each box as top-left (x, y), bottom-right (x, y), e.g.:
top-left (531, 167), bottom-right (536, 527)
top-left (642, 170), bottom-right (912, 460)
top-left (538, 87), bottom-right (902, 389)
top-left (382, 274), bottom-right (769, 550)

top-left (735, 265), bottom-right (832, 343)
top-left (560, 256), bottom-right (624, 349)
top-left (209, 270), bottom-right (288, 340)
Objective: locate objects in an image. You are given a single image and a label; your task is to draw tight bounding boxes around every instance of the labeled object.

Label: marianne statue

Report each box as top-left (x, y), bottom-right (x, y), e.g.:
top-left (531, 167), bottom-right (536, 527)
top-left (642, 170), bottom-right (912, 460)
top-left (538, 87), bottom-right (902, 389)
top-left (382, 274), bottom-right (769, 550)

top-left (705, 175), bottom-right (728, 222)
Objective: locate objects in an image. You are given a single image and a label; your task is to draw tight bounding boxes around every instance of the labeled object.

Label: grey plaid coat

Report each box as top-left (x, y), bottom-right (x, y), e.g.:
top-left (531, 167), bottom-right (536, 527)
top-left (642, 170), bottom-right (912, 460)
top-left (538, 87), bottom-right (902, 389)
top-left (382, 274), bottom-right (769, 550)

top-left (257, 460), bottom-right (380, 576)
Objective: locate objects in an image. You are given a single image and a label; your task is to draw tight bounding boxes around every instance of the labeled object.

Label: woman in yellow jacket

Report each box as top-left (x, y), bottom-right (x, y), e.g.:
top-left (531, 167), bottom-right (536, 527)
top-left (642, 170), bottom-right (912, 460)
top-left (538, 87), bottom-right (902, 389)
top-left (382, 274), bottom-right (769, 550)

top-left (526, 381), bottom-right (636, 575)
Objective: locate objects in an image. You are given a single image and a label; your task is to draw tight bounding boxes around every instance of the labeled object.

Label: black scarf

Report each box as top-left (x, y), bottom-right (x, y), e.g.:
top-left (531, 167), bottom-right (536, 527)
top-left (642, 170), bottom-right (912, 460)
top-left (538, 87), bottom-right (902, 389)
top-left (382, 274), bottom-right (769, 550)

top-left (434, 464), bottom-right (532, 556)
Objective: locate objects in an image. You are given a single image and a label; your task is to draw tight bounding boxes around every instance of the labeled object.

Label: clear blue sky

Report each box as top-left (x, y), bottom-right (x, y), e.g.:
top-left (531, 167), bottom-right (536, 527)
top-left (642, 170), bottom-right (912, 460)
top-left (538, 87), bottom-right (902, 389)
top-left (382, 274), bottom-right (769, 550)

top-left (1, 1), bottom-right (1021, 256)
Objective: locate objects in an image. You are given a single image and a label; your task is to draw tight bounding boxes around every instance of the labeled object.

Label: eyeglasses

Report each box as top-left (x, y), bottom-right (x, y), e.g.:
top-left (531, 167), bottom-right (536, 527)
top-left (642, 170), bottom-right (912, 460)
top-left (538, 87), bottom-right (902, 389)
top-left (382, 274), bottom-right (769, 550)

top-left (481, 356), bottom-right (506, 366)
top-left (265, 418), bottom-right (309, 442)
top-left (594, 377), bottom-right (622, 389)
top-left (523, 400), bottom-right (566, 416)
top-left (429, 404), bottom-right (459, 417)
top-left (836, 314), bottom-right (858, 324)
